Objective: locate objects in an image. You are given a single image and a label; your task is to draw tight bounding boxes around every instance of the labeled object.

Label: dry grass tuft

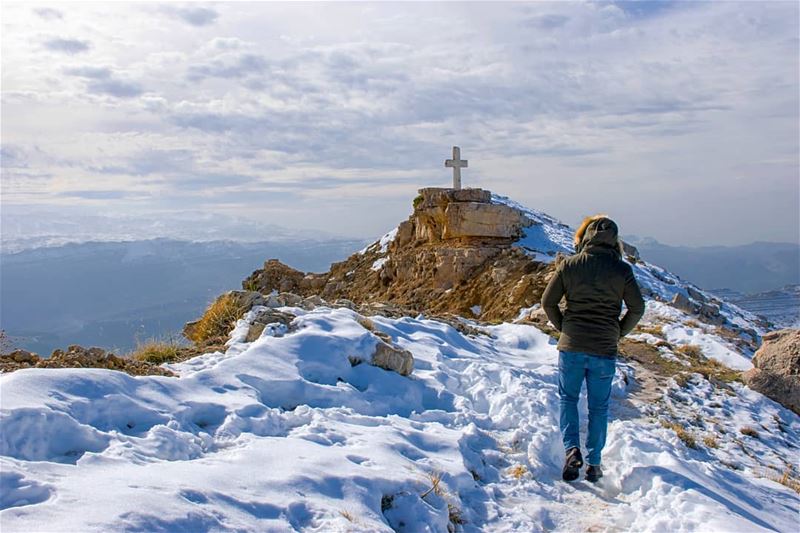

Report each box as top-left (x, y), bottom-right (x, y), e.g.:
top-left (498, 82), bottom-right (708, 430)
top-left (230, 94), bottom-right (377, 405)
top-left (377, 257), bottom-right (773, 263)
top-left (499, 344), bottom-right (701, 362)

top-left (421, 471), bottom-right (445, 499)
top-left (507, 464), bottom-right (528, 480)
top-left (661, 420), bottom-right (697, 449)
top-left (187, 293), bottom-right (247, 344)
top-left (674, 373), bottom-right (691, 388)
top-left (448, 502), bottom-right (464, 527)
top-left (739, 426), bottom-right (760, 439)
top-left (703, 434), bottom-right (719, 449)
top-left (339, 509), bottom-right (356, 522)
top-left (636, 324), bottom-right (664, 337)
top-left (772, 467), bottom-right (800, 494)
top-left (758, 466), bottom-right (800, 494)
top-left (675, 344), bottom-right (703, 359)
top-left (131, 337), bottom-right (182, 364)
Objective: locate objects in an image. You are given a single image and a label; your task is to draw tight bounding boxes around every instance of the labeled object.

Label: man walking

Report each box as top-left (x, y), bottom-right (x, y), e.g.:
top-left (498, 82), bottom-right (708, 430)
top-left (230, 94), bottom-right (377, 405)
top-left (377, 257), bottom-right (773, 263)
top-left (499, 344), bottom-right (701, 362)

top-left (541, 215), bottom-right (645, 482)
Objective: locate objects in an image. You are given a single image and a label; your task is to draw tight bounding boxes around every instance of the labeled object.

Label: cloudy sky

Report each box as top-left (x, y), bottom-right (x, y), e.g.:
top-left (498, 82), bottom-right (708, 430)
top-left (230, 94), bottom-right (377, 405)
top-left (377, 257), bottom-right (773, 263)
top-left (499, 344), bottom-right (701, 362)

top-left (1, 1), bottom-right (798, 246)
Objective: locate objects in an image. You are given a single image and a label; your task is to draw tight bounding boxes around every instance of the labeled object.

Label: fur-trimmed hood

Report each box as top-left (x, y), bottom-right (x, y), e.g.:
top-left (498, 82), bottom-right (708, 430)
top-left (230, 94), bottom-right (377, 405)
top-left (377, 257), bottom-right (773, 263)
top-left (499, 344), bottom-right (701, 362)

top-left (574, 214), bottom-right (624, 255)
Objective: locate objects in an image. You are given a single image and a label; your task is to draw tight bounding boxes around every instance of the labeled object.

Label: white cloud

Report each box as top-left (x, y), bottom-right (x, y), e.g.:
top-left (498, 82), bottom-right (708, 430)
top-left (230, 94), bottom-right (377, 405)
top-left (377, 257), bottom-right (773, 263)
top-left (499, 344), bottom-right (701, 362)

top-left (0, 1), bottom-right (797, 245)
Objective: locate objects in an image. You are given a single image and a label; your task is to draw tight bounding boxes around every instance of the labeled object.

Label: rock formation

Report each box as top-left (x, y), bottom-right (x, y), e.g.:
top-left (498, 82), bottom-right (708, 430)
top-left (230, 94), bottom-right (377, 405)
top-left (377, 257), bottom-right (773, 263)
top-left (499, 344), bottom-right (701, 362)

top-left (0, 346), bottom-right (175, 376)
top-left (242, 188), bottom-right (551, 322)
top-left (742, 329), bottom-right (800, 414)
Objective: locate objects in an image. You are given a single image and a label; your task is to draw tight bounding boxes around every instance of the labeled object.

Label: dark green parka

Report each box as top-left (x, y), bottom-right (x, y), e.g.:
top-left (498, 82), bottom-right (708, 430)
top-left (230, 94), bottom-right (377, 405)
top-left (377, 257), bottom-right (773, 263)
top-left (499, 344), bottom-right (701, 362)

top-left (541, 217), bottom-right (645, 357)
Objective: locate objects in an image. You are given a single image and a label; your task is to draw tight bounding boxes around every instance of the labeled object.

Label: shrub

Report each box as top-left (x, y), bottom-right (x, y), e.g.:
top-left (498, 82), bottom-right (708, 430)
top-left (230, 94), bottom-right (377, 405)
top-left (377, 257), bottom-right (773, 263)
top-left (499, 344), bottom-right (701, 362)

top-left (131, 338), bottom-right (182, 364)
top-left (675, 344), bottom-right (703, 359)
top-left (739, 426), bottom-right (759, 439)
top-left (187, 293), bottom-right (247, 344)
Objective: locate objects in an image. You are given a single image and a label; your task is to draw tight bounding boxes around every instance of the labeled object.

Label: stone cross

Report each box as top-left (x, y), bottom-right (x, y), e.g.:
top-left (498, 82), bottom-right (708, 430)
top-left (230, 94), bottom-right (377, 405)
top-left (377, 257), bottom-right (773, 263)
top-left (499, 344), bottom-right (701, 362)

top-left (444, 146), bottom-right (468, 189)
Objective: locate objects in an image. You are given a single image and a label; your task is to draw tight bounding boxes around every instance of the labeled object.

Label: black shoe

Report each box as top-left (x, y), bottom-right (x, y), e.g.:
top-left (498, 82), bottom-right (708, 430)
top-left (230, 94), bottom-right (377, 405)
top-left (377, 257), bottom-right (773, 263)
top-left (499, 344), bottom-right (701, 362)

top-left (586, 464), bottom-right (603, 483)
top-left (562, 447), bottom-right (583, 481)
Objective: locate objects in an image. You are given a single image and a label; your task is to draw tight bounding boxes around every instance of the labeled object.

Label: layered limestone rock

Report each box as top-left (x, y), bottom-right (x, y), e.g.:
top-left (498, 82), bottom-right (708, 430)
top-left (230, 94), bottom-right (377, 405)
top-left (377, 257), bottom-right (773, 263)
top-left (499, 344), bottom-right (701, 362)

top-left (743, 329), bottom-right (800, 414)
top-left (241, 187), bottom-right (550, 322)
top-left (408, 187), bottom-right (531, 244)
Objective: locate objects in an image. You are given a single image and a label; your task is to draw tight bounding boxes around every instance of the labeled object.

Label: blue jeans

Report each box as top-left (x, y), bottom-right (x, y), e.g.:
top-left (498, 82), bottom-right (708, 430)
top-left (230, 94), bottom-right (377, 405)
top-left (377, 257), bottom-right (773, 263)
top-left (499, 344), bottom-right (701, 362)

top-left (558, 351), bottom-right (616, 466)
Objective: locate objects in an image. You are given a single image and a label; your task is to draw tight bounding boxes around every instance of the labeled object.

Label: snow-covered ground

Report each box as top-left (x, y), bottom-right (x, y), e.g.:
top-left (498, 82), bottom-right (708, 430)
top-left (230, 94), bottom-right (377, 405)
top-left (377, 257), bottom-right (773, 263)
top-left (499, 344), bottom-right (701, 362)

top-left (2, 305), bottom-right (797, 532)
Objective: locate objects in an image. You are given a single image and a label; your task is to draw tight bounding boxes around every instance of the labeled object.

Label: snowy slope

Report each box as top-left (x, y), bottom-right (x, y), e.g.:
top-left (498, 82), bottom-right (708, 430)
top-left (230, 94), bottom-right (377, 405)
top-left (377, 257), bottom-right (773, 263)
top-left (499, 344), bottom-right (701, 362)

top-left (491, 194), bottom-right (764, 335)
top-left (2, 305), bottom-right (797, 532)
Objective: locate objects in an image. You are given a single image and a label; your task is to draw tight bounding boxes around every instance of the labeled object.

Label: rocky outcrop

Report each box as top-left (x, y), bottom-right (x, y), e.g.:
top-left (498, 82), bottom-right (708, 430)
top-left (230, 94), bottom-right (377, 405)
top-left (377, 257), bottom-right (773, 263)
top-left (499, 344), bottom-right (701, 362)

top-left (235, 187), bottom-right (755, 342)
top-left (743, 329), bottom-right (800, 414)
top-left (241, 188), bottom-right (550, 322)
top-left (670, 288), bottom-right (725, 325)
top-left (0, 346), bottom-right (175, 376)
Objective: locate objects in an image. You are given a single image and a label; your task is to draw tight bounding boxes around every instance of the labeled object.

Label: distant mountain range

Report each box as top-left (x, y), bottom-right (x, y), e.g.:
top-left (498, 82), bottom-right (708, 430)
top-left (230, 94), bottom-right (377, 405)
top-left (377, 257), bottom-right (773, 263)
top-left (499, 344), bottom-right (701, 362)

top-left (711, 285), bottom-right (799, 329)
top-left (0, 206), bottom-right (358, 253)
top-left (1, 238), bottom-right (366, 355)
top-left (626, 237), bottom-right (799, 294)
top-left (2, 233), bottom-right (797, 356)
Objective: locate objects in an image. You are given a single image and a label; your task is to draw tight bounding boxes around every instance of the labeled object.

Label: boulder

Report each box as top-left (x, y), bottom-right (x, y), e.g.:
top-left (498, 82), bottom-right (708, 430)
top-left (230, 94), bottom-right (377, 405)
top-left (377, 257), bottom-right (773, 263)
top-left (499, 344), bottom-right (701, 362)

top-left (302, 295), bottom-right (326, 310)
top-left (280, 292), bottom-right (304, 306)
top-left (264, 292), bottom-right (285, 308)
top-left (10, 349), bottom-right (38, 364)
top-left (371, 341), bottom-right (414, 376)
top-left (742, 329), bottom-right (800, 414)
top-left (671, 292), bottom-right (696, 314)
top-left (687, 286), bottom-right (706, 303)
top-left (226, 290), bottom-right (265, 310)
top-left (334, 298), bottom-right (358, 310)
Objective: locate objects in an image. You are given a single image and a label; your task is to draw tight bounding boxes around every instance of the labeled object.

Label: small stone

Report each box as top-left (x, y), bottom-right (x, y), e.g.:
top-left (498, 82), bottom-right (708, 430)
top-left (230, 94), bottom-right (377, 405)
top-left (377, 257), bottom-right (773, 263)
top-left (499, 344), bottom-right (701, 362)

top-left (264, 292), bottom-right (285, 308)
top-left (245, 323), bottom-right (267, 342)
top-left (334, 298), bottom-right (357, 310)
top-left (280, 292), bottom-right (304, 306)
